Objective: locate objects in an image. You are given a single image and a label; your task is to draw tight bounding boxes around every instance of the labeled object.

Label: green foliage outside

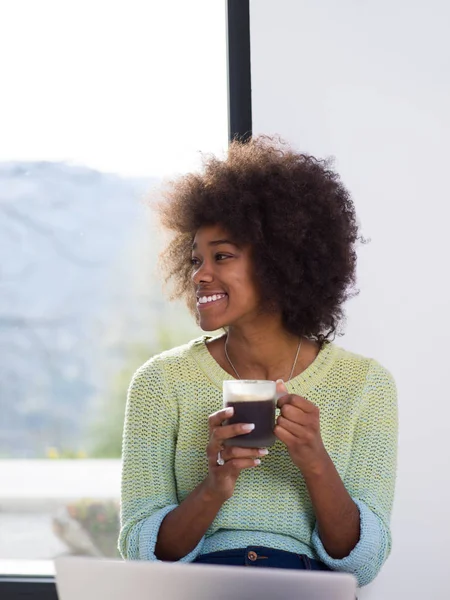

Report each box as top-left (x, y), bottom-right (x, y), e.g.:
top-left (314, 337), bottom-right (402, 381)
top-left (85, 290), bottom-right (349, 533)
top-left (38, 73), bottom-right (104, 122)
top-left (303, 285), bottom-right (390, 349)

top-left (87, 320), bottom-right (200, 459)
top-left (87, 343), bottom-right (151, 458)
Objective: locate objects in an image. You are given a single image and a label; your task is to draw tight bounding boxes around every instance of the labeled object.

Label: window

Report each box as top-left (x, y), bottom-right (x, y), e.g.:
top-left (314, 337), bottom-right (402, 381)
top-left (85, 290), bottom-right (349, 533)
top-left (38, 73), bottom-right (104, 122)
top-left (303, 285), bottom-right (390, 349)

top-left (0, 0), bottom-right (236, 585)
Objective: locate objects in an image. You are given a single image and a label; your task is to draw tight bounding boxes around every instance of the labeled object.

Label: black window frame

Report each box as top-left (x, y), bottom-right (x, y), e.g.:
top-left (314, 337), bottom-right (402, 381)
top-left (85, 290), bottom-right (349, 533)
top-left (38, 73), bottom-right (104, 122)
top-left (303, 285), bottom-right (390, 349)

top-left (0, 1), bottom-right (251, 598)
top-left (227, 0), bottom-right (252, 142)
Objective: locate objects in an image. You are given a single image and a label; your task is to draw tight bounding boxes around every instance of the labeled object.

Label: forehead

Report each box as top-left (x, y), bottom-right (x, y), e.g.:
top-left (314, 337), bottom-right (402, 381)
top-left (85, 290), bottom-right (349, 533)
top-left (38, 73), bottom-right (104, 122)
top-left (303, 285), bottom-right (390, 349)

top-left (192, 224), bottom-right (232, 247)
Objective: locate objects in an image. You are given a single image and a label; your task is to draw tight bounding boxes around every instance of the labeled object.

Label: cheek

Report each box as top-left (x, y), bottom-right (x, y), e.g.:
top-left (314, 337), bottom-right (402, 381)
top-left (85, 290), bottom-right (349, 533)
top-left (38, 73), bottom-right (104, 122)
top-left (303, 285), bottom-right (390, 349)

top-left (231, 280), bottom-right (259, 306)
top-left (243, 282), bottom-right (262, 308)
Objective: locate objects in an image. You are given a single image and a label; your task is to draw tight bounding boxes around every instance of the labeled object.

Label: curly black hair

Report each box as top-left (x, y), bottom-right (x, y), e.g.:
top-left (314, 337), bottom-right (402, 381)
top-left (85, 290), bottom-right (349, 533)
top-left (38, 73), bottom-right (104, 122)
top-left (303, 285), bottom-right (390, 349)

top-left (156, 135), bottom-right (362, 344)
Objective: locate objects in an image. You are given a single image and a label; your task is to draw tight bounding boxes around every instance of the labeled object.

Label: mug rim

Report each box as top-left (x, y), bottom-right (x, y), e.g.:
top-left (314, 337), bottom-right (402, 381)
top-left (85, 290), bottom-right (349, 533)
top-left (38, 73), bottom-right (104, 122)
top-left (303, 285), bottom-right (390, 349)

top-left (223, 379), bottom-right (276, 385)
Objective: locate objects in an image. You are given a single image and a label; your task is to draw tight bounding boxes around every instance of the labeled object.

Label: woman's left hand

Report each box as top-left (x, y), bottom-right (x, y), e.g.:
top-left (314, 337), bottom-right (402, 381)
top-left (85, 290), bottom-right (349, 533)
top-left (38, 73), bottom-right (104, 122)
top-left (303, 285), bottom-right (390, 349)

top-left (274, 380), bottom-right (329, 477)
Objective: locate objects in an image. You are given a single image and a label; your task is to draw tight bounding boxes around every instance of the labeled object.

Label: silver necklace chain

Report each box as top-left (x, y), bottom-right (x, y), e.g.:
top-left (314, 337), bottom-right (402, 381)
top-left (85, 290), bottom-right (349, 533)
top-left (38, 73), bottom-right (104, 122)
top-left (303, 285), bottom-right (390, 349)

top-left (224, 336), bottom-right (302, 382)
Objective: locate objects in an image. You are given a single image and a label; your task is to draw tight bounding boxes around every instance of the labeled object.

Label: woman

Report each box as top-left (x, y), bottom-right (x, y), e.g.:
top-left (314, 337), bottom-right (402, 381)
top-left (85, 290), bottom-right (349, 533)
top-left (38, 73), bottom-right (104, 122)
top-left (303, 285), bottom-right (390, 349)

top-left (118, 137), bottom-right (398, 588)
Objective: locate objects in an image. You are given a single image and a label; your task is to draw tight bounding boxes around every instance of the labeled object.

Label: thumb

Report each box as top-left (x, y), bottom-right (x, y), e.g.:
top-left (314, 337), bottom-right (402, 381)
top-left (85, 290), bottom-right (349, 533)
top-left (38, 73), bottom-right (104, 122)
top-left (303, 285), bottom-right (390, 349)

top-left (276, 378), bottom-right (288, 400)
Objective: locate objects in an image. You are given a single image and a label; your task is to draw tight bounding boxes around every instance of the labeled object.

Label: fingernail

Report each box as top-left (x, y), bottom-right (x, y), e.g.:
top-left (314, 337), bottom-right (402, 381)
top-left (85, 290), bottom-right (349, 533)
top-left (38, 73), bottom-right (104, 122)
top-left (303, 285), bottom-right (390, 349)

top-left (254, 459), bottom-right (261, 466)
top-left (258, 448), bottom-right (269, 456)
top-left (242, 423), bottom-right (255, 432)
top-left (276, 379), bottom-right (285, 384)
top-left (225, 407), bottom-right (234, 415)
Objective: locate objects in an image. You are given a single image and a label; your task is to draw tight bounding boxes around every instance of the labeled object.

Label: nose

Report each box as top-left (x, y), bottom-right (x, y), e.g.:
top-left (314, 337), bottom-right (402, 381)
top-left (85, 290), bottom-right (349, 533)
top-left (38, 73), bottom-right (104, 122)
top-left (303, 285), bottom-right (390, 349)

top-left (192, 261), bottom-right (214, 285)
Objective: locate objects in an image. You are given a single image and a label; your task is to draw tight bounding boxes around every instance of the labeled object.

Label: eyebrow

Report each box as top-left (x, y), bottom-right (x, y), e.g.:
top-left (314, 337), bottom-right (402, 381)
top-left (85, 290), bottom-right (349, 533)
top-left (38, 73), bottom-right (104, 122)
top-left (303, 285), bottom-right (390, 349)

top-left (192, 239), bottom-right (239, 250)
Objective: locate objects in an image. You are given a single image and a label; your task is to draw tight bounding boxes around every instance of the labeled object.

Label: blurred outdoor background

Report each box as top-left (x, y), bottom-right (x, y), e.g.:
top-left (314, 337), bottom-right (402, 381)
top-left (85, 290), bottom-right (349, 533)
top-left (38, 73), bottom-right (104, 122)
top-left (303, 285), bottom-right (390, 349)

top-left (0, 0), bottom-right (228, 573)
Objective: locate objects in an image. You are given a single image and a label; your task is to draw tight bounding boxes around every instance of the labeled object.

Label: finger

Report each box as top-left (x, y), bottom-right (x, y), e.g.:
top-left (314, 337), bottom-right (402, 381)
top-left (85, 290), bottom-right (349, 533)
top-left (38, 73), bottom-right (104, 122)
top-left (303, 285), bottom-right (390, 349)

top-left (274, 423), bottom-right (298, 445)
top-left (211, 422), bottom-right (256, 444)
top-left (207, 436), bottom-right (226, 461)
top-left (275, 378), bottom-right (289, 400)
top-left (208, 407), bottom-right (234, 432)
top-left (276, 393), bottom-right (294, 409)
top-left (280, 403), bottom-right (312, 425)
top-left (223, 458), bottom-right (262, 471)
top-left (276, 415), bottom-right (305, 438)
top-left (221, 446), bottom-right (269, 462)
top-left (277, 394), bottom-right (317, 414)
top-left (207, 444), bottom-right (268, 467)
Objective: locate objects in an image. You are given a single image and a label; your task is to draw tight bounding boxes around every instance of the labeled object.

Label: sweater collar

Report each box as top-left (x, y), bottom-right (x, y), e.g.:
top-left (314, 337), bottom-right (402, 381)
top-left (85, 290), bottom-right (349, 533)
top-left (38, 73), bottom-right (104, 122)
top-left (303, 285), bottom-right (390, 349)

top-left (189, 335), bottom-right (338, 394)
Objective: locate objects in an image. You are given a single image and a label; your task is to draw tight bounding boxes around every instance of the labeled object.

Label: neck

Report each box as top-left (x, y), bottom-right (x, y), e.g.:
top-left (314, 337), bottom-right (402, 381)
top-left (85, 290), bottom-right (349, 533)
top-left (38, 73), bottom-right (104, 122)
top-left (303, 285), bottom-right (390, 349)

top-left (225, 316), bottom-right (301, 381)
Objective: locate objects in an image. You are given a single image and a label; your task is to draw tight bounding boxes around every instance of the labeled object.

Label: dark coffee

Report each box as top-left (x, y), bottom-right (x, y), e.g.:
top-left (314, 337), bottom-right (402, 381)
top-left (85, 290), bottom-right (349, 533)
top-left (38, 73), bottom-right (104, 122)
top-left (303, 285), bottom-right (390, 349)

top-left (224, 398), bottom-right (276, 448)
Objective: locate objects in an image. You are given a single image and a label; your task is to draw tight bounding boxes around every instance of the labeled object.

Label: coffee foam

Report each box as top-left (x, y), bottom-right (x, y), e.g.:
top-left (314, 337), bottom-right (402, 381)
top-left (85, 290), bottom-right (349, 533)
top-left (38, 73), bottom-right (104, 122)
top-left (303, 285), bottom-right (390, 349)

top-left (226, 393), bottom-right (274, 402)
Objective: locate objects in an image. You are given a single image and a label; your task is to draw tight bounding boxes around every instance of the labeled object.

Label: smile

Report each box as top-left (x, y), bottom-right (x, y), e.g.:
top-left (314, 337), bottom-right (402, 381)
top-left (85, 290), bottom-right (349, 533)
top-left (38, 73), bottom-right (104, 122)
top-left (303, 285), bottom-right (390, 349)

top-left (197, 293), bottom-right (227, 307)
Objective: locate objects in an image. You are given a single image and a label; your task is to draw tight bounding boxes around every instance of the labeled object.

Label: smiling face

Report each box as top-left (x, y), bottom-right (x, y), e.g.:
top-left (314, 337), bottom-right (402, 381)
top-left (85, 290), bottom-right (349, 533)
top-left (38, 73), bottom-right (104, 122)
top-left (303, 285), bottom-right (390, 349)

top-left (191, 224), bottom-right (262, 332)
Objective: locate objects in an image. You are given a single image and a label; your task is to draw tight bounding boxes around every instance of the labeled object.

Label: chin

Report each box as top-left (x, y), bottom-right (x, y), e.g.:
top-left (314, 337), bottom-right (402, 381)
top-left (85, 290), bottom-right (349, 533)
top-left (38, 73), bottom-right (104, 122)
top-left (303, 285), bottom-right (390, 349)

top-left (198, 316), bottom-right (227, 332)
top-left (199, 321), bottom-right (222, 332)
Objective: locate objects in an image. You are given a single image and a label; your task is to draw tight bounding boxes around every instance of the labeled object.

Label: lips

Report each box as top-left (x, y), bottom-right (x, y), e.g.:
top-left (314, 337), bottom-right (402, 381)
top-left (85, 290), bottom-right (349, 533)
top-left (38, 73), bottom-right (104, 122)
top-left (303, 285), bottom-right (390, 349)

top-left (196, 292), bottom-right (228, 308)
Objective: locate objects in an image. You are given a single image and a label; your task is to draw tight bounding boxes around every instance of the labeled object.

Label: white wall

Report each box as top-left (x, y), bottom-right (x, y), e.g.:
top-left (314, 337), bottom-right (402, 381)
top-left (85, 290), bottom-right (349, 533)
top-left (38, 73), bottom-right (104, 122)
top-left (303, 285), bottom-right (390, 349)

top-left (250, 1), bottom-right (450, 598)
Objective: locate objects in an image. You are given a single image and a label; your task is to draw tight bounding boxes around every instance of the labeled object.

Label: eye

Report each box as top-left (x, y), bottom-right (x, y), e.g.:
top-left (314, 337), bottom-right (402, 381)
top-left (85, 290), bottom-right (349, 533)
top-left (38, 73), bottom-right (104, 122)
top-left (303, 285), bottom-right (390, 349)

top-left (190, 256), bottom-right (201, 266)
top-left (215, 253), bottom-right (231, 261)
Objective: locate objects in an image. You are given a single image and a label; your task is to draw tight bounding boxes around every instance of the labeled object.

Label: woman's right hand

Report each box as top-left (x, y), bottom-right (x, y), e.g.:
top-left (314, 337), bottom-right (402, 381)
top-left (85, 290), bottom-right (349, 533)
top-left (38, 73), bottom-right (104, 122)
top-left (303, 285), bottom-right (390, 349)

top-left (205, 407), bottom-right (267, 502)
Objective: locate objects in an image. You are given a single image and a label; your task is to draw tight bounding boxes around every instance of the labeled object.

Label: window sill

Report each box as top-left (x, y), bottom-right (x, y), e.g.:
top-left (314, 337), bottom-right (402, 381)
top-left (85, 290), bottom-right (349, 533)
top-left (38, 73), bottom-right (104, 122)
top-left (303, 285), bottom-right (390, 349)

top-left (0, 576), bottom-right (57, 600)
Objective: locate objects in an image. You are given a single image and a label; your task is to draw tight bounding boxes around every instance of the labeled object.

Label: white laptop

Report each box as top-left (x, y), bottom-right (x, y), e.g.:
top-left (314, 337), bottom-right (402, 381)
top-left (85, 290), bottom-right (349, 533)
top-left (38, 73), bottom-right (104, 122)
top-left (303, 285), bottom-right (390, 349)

top-left (55, 556), bottom-right (357, 600)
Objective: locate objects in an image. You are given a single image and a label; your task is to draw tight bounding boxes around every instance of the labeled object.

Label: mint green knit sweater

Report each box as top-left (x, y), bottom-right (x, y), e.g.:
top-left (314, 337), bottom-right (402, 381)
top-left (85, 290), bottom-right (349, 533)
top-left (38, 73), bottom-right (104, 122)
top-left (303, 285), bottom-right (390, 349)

top-left (119, 336), bottom-right (398, 587)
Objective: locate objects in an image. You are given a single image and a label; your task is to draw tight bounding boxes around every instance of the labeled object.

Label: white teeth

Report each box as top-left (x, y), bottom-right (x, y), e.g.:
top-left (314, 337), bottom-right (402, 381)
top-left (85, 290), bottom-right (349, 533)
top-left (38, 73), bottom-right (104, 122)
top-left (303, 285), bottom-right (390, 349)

top-left (198, 294), bottom-right (226, 304)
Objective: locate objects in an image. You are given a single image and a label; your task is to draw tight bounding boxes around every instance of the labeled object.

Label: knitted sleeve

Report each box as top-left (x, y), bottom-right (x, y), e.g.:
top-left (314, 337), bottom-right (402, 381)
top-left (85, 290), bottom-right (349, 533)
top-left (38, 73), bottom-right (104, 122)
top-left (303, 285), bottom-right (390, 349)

top-left (118, 358), bottom-right (204, 561)
top-left (312, 359), bottom-right (398, 587)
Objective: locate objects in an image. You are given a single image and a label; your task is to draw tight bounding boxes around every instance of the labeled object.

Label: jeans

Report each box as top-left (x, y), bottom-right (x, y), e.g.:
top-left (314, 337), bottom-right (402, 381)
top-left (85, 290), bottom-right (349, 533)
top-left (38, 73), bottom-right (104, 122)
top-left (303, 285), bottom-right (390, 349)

top-left (193, 546), bottom-right (331, 571)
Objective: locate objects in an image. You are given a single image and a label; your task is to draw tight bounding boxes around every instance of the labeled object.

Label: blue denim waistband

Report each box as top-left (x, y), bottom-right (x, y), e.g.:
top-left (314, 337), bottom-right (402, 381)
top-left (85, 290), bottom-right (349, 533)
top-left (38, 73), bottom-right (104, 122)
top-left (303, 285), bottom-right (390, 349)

top-left (194, 546), bottom-right (331, 571)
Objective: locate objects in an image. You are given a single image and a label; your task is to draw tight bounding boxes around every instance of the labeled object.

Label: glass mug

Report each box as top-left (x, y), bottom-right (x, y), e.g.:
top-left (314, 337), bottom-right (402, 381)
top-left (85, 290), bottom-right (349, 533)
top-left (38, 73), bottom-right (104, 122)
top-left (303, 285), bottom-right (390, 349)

top-left (222, 380), bottom-right (277, 448)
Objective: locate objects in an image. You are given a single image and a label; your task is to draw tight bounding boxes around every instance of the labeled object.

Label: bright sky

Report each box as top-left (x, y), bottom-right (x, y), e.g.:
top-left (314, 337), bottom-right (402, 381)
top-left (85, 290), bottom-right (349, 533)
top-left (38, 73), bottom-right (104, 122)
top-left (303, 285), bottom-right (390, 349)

top-left (0, 0), bottom-right (229, 178)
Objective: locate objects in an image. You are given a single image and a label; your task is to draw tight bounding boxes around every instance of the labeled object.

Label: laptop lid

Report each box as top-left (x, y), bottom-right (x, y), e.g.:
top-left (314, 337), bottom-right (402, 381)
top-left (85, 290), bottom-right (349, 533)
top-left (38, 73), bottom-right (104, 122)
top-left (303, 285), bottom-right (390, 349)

top-left (55, 556), bottom-right (357, 600)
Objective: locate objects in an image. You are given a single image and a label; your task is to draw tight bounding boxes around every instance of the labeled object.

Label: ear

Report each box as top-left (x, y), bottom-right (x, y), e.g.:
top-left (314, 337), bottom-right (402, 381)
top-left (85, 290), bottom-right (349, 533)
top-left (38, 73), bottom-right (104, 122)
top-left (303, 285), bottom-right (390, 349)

top-left (276, 378), bottom-right (288, 400)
